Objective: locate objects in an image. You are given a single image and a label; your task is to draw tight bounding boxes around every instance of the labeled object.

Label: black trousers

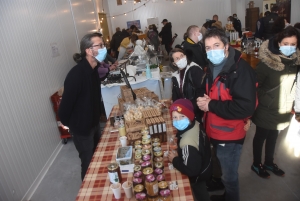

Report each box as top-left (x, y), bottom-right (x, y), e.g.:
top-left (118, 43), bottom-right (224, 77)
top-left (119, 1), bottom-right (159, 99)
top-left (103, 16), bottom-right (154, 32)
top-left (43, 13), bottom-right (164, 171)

top-left (165, 43), bottom-right (171, 54)
top-left (253, 126), bottom-right (280, 166)
top-left (71, 123), bottom-right (101, 180)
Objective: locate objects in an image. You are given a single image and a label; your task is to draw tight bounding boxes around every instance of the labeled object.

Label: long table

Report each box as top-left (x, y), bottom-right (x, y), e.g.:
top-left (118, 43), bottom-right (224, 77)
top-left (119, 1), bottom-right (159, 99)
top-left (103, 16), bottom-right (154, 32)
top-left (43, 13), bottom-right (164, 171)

top-left (76, 105), bottom-right (194, 201)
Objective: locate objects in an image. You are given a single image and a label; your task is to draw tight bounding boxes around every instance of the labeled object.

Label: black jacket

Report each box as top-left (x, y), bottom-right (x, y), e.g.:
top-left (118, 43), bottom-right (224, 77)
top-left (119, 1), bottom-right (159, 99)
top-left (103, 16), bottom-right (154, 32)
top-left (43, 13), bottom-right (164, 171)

top-left (183, 39), bottom-right (208, 67)
top-left (262, 13), bottom-right (279, 39)
top-left (111, 31), bottom-right (125, 52)
top-left (58, 58), bottom-right (101, 135)
top-left (233, 18), bottom-right (242, 37)
top-left (159, 22), bottom-right (172, 45)
top-left (201, 47), bottom-right (257, 143)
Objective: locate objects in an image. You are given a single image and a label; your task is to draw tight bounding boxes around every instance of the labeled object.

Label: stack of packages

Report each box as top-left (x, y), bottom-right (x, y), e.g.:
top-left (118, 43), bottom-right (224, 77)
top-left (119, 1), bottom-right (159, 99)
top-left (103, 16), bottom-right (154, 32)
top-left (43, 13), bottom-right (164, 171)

top-left (118, 86), bottom-right (168, 144)
top-left (132, 129), bottom-right (171, 201)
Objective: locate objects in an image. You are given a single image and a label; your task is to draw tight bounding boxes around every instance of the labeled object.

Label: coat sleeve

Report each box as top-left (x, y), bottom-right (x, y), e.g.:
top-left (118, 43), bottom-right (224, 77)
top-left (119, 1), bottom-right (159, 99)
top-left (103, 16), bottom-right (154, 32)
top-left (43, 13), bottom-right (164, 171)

top-left (294, 70), bottom-right (300, 113)
top-left (172, 145), bottom-right (202, 177)
top-left (190, 66), bottom-right (205, 99)
top-left (208, 60), bottom-right (257, 119)
top-left (58, 69), bottom-right (82, 127)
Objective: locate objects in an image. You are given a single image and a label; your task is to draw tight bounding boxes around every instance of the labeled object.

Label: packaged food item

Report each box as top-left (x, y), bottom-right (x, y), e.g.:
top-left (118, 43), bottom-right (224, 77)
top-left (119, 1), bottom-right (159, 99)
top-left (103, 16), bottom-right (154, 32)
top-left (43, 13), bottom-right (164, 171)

top-left (141, 161), bottom-right (152, 170)
top-left (152, 138), bottom-right (160, 143)
top-left (154, 168), bottom-right (164, 176)
top-left (159, 189), bottom-right (171, 201)
top-left (143, 154), bottom-right (151, 161)
top-left (135, 192), bottom-right (147, 201)
top-left (154, 162), bottom-right (164, 170)
top-left (107, 162), bottom-right (122, 184)
top-left (153, 157), bottom-right (163, 162)
top-left (154, 151), bottom-right (162, 157)
top-left (158, 181), bottom-right (168, 191)
top-left (153, 146), bottom-right (161, 152)
top-left (134, 184), bottom-right (145, 195)
top-left (145, 174), bottom-right (159, 196)
top-left (133, 177), bottom-right (143, 187)
top-left (134, 165), bottom-right (142, 173)
top-left (133, 170), bottom-right (143, 178)
top-left (156, 174), bottom-right (165, 182)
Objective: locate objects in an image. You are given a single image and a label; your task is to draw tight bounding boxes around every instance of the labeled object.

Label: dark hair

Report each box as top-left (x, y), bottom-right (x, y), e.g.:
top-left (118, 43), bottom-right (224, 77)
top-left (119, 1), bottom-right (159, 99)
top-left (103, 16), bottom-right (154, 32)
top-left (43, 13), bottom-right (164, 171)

top-left (273, 26), bottom-right (300, 49)
top-left (130, 34), bottom-right (138, 42)
top-left (271, 17), bottom-right (286, 34)
top-left (169, 48), bottom-right (191, 66)
top-left (228, 16), bottom-right (234, 21)
top-left (73, 33), bottom-right (102, 63)
top-left (203, 28), bottom-right (229, 46)
top-left (294, 23), bottom-right (300, 29)
top-left (233, 13), bottom-right (237, 17)
top-left (271, 5), bottom-right (279, 12)
top-left (264, 11), bottom-right (271, 17)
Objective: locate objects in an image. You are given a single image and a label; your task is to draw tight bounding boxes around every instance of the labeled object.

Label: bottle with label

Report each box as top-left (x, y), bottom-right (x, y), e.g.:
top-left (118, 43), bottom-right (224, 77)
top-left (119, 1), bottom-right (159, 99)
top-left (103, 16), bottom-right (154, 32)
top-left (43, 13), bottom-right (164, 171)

top-left (107, 162), bottom-right (122, 184)
top-left (118, 121), bottom-right (126, 136)
top-left (146, 64), bottom-right (152, 79)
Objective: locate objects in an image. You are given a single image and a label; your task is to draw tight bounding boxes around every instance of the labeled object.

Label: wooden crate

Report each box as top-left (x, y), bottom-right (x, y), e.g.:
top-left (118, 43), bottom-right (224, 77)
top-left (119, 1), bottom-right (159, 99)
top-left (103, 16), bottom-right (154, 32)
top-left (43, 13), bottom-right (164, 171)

top-left (151, 92), bottom-right (159, 101)
top-left (126, 132), bottom-right (142, 146)
top-left (125, 119), bottom-right (146, 133)
top-left (120, 85), bottom-right (133, 101)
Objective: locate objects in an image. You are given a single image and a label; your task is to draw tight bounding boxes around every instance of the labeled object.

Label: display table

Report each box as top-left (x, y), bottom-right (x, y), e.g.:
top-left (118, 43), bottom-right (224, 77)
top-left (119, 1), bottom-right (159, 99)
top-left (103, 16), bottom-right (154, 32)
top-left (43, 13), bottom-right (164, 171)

top-left (76, 105), bottom-right (194, 201)
top-left (101, 68), bottom-right (163, 117)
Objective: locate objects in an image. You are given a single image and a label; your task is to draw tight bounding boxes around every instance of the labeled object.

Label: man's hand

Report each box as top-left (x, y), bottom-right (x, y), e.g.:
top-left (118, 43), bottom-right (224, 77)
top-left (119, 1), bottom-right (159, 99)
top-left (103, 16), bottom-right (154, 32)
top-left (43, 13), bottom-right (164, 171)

top-left (168, 150), bottom-right (178, 162)
top-left (244, 119), bottom-right (251, 131)
top-left (197, 94), bottom-right (211, 112)
top-left (109, 64), bottom-right (117, 71)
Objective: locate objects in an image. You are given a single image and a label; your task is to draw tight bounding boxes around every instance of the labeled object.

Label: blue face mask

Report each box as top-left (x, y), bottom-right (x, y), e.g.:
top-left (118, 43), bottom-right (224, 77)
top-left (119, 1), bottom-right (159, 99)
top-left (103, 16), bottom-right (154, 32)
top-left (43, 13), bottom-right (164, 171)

top-left (173, 118), bottom-right (190, 131)
top-left (279, 46), bottom-right (296, 56)
top-left (207, 49), bottom-right (225, 65)
top-left (95, 47), bottom-right (107, 62)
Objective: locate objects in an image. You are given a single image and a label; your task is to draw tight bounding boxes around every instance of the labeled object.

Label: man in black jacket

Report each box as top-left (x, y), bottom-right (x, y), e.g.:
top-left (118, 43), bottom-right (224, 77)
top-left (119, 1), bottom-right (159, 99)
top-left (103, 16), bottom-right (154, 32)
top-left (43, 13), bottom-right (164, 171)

top-left (59, 33), bottom-right (103, 181)
top-left (159, 19), bottom-right (172, 54)
top-left (197, 29), bottom-right (257, 201)
top-left (110, 27), bottom-right (125, 59)
top-left (183, 25), bottom-right (208, 68)
top-left (262, 5), bottom-right (279, 39)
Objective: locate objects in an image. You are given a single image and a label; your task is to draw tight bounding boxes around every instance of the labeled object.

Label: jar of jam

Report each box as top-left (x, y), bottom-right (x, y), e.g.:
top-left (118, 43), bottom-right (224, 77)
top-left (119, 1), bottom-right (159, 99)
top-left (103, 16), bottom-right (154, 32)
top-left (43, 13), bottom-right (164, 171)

top-left (135, 159), bottom-right (144, 165)
top-left (134, 184), bottom-right (145, 195)
top-left (153, 157), bottom-right (163, 163)
top-left (147, 194), bottom-right (159, 201)
top-left (135, 153), bottom-right (142, 160)
top-left (154, 151), bottom-right (162, 157)
top-left (135, 144), bottom-right (143, 150)
top-left (142, 138), bottom-right (151, 145)
top-left (154, 162), bottom-right (164, 170)
top-left (107, 162), bottom-right (122, 184)
top-left (135, 192), bottom-right (147, 201)
top-left (141, 161), bottom-right (152, 170)
top-left (159, 189), bottom-right (171, 201)
top-left (134, 170), bottom-right (142, 178)
top-left (156, 174), bottom-right (165, 182)
top-left (142, 167), bottom-right (153, 176)
top-left (142, 144), bottom-right (152, 150)
top-left (135, 140), bottom-right (142, 145)
top-left (133, 177), bottom-right (143, 187)
top-left (142, 149), bottom-right (151, 156)
top-left (134, 165), bottom-right (142, 173)
top-left (135, 149), bottom-right (142, 155)
top-left (154, 168), bottom-right (164, 176)
top-left (145, 174), bottom-right (159, 196)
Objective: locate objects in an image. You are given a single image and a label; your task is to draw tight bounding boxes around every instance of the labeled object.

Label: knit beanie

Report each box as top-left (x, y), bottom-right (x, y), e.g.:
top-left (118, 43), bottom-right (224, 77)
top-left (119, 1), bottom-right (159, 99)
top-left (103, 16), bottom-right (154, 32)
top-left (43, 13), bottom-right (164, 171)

top-left (170, 99), bottom-right (195, 121)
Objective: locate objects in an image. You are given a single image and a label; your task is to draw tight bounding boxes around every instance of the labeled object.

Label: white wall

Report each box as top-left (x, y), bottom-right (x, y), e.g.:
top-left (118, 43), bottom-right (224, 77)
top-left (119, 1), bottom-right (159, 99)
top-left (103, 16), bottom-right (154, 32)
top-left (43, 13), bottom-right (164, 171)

top-left (106, 0), bottom-right (232, 47)
top-left (0, 0), bottom-right (97, 200)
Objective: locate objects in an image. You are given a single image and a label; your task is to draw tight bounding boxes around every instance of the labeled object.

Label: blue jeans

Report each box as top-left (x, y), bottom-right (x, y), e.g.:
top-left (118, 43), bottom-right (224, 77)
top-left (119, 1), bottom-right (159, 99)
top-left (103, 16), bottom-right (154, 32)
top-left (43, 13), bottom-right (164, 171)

top-left (215, 143), bottom-right (243, 201)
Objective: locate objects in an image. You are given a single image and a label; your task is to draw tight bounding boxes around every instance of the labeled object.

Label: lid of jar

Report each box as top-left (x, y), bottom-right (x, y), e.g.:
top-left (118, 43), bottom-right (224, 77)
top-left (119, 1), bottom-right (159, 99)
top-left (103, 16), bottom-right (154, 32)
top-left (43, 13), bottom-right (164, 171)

top-left (154, 162), bottom-right (163, 168)
top-left (135, 192), bottom-right (147, 199)
top-left (153, 146), bottom-right (162, 152)
top-left (133, 177), bottom-right (143, 183)
top-left (135, 140), bottom-right (142, 145)
top-left (133, 171), bottom-right (142, 178)
top-left (135, 149), bottom-right (142, 155)
top-left (141, 161), bottom-right (151, 167)
top-left (154, 168), bottom-right (163, 175)
top-left (158, 181), bottom-right (168, 189)
top-left (152, 142), bottom-right (161, 147)
top-left (145, 174), bottom-right (156, 182)
top-left (142, 149), bottom-right (151, 155)
top-left (154, 151), bottom-right (162, 157)
top-left (142, 138), bottom-right (151, 144)
top-left (134, 184), bottom-right (144, 193)
top-left (135, 144), bottom-right (142, 149)
top-left (152, 138), bottom-right (160, 143)
top-left (107, 162), bottom-right (119, 170)
top-left (143, 154), bottom-right (151, 161)
top-left (142, 167), bottom-right (153, 175)
top-left (160, 189), bottom-right (171, 196)
top-left (134, 165), bottom-right (141, 171)
top-left (135, 154), bottom-right (142, 159)
top-left (156, 174), bottom-right (165, 181)
top-left (154, 157), bottom-right (163, 162)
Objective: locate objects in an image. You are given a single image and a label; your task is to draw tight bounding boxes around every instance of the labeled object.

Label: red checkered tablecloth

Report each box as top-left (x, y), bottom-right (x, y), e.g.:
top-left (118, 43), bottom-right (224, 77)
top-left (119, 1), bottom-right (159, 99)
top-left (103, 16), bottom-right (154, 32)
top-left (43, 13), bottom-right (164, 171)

top-left (76, 105), bottom-right (194, 201)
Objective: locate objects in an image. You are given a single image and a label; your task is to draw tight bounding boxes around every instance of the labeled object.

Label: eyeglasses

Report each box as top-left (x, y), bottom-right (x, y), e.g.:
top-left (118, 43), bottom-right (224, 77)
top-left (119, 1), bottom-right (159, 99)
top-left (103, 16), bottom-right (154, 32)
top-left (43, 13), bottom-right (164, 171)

top-left (90, 43), bottom-right (105, 49)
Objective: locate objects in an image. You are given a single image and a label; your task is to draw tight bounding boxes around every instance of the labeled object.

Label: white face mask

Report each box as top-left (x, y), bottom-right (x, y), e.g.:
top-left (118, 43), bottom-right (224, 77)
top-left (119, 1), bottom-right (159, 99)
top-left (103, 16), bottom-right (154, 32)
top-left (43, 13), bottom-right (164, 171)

top-left (175, 57), bottom-right (187, 69)
top-left (198, 33), bottom-right (203, 41)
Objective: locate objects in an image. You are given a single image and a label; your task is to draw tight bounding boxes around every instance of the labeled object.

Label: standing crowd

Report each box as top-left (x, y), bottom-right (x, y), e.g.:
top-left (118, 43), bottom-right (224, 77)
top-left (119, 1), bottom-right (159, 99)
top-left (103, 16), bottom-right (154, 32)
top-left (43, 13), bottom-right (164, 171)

top-left (58, 9), bottom-right (300, 201)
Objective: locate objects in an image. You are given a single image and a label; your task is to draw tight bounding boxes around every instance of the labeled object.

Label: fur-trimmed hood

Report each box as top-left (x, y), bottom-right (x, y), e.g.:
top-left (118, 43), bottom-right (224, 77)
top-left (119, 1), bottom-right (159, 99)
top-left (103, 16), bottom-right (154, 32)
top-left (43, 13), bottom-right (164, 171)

top-left (258, 39), bottom-right (300, 71)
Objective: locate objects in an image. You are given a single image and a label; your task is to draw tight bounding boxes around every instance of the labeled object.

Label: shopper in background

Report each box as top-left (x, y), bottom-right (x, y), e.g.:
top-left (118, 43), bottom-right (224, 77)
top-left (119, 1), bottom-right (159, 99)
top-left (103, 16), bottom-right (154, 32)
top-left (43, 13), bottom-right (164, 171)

top-left (262, 5), bottom-right (279, 39)
top-left (159, 19), bottom-right (172, 55)
top-left (254, 11), bottom-right (270, 39)
top-left (110, 27), bottom-right (125, 59)
top-left (182, 25), bottom-right (208, 68)
top-left (168, 99), bottom-right (210, 201)
top-left (251, 26), bottom-right (300, 179)
top-left (211, 15), bottom-right (222, 30)
top-left (117, 34), bottom-right (138, 60)
top-left (147, 24), bottom-right (160, 51)
top-left (197, 28), bottom-right (257, 201)
top-left (232, 13), bottom-right (242, 37)
top-left (58, 33), bottom-right (103, 181)
top-left (169, 48), bottom-right (204, 121)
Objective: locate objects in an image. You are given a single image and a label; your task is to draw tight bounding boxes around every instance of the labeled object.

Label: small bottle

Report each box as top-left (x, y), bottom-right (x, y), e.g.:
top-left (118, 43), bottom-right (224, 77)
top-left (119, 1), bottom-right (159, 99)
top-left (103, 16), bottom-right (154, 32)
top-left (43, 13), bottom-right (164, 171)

top-left (118, 121), bottom-right (126, 136)
top-left (107, 162), bottom-right (122, 184)
top-left (146, 64), bottom-right (152, 79)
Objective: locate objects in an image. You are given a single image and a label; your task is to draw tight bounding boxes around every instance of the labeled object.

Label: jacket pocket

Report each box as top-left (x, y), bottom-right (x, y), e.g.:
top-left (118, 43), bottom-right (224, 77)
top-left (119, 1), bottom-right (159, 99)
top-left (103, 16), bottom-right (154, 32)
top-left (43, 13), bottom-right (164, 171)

top-left (259, 92), bottom-right (274, 108)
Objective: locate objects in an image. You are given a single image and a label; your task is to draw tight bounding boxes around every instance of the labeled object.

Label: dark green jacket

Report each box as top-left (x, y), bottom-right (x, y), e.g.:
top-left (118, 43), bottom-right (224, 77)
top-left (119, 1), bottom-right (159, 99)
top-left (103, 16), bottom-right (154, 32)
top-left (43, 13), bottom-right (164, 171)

top-left (252, 39), bottom-right (300, 130)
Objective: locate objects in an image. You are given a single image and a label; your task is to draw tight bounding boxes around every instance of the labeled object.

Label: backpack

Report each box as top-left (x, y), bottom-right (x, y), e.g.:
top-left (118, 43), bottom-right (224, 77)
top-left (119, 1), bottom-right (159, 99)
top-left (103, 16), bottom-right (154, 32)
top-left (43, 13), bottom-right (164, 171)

top-left (171, 76), bottom-right (182, 102)
top-left (195, 123), bottom-right (212, 182)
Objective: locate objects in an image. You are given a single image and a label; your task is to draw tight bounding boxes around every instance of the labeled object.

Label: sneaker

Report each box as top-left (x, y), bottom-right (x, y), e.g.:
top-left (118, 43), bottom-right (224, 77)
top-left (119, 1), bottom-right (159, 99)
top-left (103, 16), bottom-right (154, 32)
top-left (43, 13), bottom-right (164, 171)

top-left (263, 163), bottom-right (285, 176)
top-left (251, 163), bottom-right (270, 178)
top-left (206, 178), bottom-right (225, 191)
top-left (210, 193), bottom-right (225, 201)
